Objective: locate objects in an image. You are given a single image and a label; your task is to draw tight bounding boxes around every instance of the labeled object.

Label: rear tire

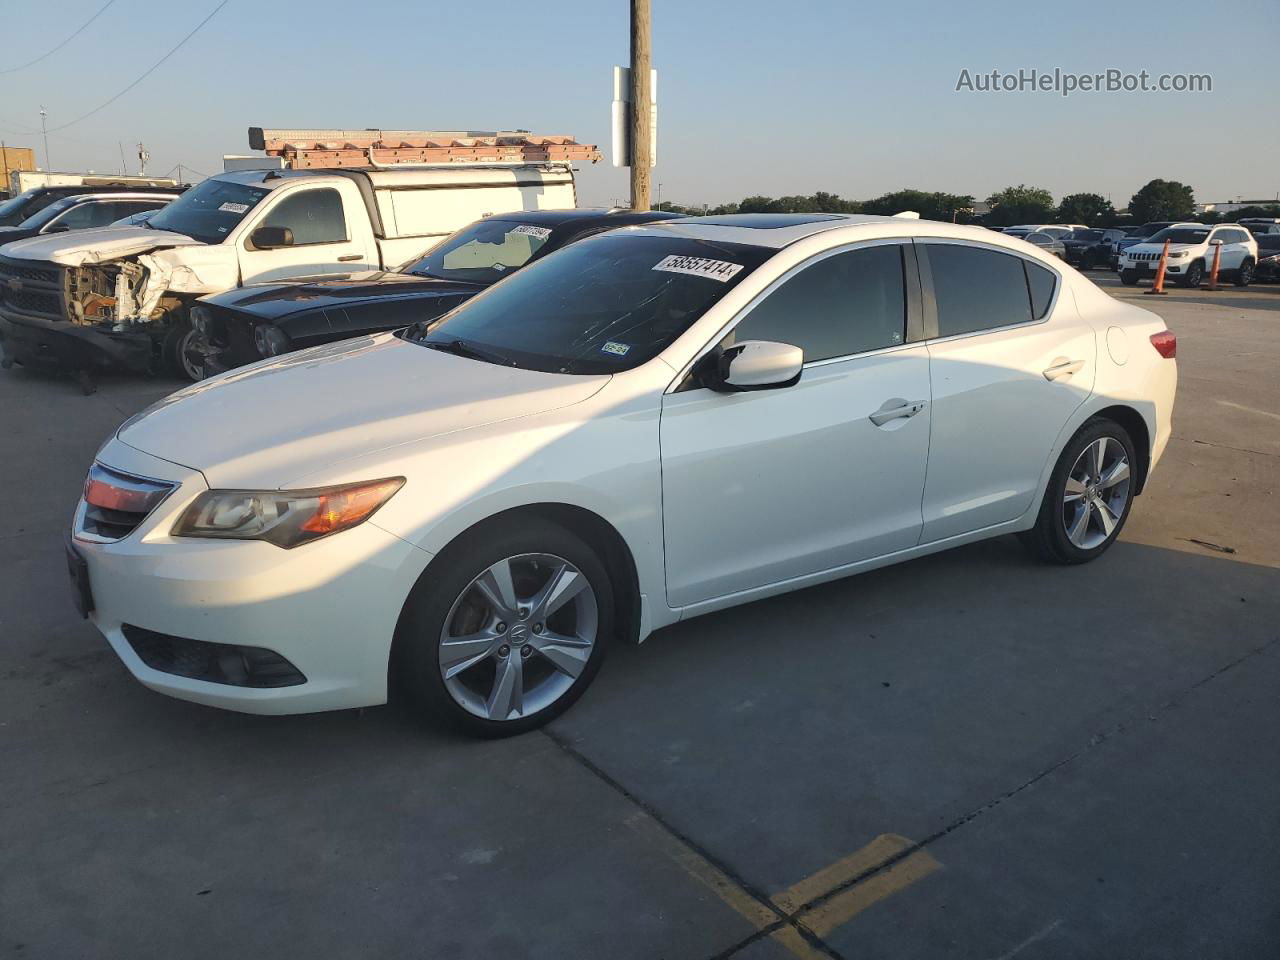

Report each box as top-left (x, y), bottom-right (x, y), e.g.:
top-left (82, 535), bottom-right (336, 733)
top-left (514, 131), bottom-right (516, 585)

top-left (394, 517), bottom-right (614, 738)
top-left (1020, 418), bottom-right (1137, 565)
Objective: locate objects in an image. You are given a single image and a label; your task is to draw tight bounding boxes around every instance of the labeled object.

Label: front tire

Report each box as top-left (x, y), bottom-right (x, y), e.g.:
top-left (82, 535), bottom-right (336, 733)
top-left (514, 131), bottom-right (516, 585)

top-left (1120, 269), bottom-right (1140, 286)
top-left (1179, 261), bottom-right (1204, 288)
top-left (1021, 419), bottom-right (1137, 565)
top-left (394, 517), bottom-right (613, 738)
top-left (162, 314), bottom-right (206, 381)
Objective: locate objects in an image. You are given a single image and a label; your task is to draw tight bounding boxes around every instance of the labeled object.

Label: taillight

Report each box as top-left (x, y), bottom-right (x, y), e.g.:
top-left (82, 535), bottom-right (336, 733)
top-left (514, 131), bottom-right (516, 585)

top-left (1149, 330), bottom-right (1176, 359)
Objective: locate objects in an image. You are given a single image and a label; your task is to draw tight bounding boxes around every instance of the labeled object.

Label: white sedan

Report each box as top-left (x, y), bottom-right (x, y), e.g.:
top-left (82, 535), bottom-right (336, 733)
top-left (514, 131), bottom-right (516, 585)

top-left (69, 214), bottom-right (1177, 736)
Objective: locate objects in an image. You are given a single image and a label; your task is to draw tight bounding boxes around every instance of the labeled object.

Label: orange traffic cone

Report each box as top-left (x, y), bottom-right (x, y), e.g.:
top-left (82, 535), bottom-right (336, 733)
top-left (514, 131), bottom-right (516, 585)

top-left (1205, 242), bottom-right (1222, 290)
top-left (1144, 239), bottom-right (1171, 296)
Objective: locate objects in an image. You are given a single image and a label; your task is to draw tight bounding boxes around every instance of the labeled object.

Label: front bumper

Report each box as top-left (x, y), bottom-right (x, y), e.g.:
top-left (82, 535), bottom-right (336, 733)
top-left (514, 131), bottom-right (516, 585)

top-left (75, 439), bottom-right (432, 714)
top-left (0, 310), bottom-right (153, 373)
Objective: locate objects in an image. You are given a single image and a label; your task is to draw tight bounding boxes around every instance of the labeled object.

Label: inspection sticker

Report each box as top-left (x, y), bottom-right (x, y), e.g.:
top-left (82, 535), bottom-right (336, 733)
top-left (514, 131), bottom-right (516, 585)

top-left (511, 224), bottom-right (552, 240)
top-left (653, 255), bottom-right (743, 282)
top-left (218, 202), bottom-right (250, 214)
top-left (601, 341), bottom-right (631, 356)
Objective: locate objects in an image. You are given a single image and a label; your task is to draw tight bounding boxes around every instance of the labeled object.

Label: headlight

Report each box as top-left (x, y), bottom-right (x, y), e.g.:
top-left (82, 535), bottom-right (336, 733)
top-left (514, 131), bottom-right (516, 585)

top-left (254, 324), bottom-right (291, 357)
top-left (1167, 251), bottom-right (1189, 259)
top-left (173, 478), bottom-right (405, 548)
top-left (190, 305), bottom-right (211, 335)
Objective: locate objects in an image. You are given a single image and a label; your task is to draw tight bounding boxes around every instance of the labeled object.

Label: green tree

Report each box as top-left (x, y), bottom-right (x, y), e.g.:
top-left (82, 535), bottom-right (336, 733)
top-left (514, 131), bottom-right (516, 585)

top-left (1128, 179), bottom-right (1195, 223)
top-left (1056, 193), bottom-right (1116, 226)
top-left (984, 185), bottom-right (1055, 226)
top-left (861, 189), bottom-right (974, 222)
top-left (1224, 203), bottom-right (1280, 222)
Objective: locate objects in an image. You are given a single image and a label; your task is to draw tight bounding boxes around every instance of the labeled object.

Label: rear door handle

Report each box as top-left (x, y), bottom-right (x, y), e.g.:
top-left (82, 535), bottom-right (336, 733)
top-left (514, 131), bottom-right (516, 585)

top-left (1043, 358), bottom-right (1084, 381)
top-left (868, 399), bottom-right (928, 427)
top-left (337, 254), bottom-right (364, 262)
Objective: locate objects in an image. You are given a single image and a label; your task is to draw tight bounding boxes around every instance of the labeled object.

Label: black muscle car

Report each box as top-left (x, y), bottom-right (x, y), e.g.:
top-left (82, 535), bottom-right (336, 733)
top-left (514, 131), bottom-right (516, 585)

top-left (190, 208), bottom-right (683, 376)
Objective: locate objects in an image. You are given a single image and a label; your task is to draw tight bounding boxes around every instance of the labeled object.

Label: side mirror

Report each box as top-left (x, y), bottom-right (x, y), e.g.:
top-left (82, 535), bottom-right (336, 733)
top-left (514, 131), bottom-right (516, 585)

top-left (250, 226), bottom-right (294, 250)
top-left (704, 340), bottom-right (803, 392)
top-left (1208, 238), bottom-right (1223, 246)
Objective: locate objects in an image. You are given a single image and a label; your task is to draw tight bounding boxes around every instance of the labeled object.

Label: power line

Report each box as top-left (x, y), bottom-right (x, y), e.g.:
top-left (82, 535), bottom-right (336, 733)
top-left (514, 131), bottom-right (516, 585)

top-left (45, 0), bottom-right (231, 133)
top-left (0, 0), bottom-right (117, 74)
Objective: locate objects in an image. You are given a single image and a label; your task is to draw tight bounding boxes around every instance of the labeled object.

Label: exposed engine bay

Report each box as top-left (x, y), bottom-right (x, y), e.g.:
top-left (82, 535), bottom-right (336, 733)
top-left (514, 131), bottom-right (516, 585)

top-left (65, 258), bottom-right (185, 331)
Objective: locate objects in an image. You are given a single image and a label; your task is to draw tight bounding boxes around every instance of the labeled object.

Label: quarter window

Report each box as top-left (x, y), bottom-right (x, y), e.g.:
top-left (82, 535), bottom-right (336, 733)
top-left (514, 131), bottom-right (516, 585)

top-left (926, 244), bottom-right (1054, 336)
top-left (728, 244), bottom-right (907, 362)
top-left (260, 188), bottom-right (347, 246)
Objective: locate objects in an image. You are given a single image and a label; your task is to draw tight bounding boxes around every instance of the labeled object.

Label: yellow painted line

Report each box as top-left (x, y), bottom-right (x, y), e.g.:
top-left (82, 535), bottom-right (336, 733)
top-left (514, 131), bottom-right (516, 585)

top-left (795, 848), bottom-right (942, 937)
top-left (624, 813), bottom-right (829, 960)
top-left (771, 834), bottom-right (914, 914)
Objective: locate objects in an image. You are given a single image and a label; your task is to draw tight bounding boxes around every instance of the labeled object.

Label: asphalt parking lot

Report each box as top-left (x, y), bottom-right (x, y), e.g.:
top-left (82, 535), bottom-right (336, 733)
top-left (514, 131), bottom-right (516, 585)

top-left (2, 276), bottom-right (1277, 959)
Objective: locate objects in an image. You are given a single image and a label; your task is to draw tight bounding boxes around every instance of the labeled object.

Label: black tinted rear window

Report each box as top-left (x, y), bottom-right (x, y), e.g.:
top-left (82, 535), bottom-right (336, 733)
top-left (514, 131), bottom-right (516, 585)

top-left (927, 244), bottom-right (1054, 336)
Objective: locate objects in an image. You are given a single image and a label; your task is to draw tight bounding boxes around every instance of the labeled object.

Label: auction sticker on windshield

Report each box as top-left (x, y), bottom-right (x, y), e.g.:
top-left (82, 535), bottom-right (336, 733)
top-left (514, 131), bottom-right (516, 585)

top-left (219, 202), bottom-right (250, 214)
top-left (601, 341), bottom-right (631, 356)
top-left (653, 255), bottom-right (744, 282)
top-left (512, 224), bottom-right (552, 240)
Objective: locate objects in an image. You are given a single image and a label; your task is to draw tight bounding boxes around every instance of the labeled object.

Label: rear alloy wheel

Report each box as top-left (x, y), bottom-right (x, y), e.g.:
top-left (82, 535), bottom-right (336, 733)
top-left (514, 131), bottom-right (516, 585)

top-left (1235, 258), bottom-right (1254, 287)
top-left (396, 518), bottom-right (613, 737)
top-left (1022, 419), bottom-right (1136, 564)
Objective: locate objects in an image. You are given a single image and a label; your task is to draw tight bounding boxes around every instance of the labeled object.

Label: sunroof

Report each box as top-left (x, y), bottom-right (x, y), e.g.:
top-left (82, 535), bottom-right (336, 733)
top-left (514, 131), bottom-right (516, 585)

top-left (690, 213), bottom-right (846, 228)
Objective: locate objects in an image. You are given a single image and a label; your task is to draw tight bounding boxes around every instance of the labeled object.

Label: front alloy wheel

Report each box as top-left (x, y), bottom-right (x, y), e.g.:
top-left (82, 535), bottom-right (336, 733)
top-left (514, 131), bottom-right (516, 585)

top-left (439, 554), bottom-right (598, 722)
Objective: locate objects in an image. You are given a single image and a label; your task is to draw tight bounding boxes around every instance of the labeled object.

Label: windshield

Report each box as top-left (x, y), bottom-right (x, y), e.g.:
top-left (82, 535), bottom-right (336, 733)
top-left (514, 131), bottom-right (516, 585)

top-left (146, 179), bottom-right (268, 244)
top-left (407, 219), bottom-right (556, 283)
top-left (1073, 230), bottom-right (1103, 241)
top-left (17, 197), bottom-right (78, 230)
top-left (0, 189), bottom-right (41, 226)
top-left (1138, 223), bottom-right (1172, 236)
top-left (409, 234), bottom-right (771, 374)
top-left (1147, 227), bottom-right (1209, 244)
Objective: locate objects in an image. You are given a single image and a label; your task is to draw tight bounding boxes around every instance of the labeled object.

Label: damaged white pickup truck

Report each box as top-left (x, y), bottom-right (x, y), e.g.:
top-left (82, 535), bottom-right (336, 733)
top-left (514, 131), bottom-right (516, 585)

top-left (0, 162), bottom-right (579, 390)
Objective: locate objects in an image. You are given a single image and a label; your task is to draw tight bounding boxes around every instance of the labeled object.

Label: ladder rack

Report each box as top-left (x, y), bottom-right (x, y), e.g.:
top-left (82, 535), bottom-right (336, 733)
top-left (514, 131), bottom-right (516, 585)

top-left (248, 128), bottom-right (601, 169)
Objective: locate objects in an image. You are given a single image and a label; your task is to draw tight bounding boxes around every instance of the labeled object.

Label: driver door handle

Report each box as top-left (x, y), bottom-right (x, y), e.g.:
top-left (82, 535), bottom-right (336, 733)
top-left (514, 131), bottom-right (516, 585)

top-left (1043, 358), bottom-right (1084, 381)
top-left (868, 399), bottom-right (928, 426)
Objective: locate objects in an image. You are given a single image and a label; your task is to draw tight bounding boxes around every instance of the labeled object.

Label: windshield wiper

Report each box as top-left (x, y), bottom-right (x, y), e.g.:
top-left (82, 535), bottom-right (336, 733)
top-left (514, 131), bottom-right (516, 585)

top-left (419, 338), bottom-right (514, 366)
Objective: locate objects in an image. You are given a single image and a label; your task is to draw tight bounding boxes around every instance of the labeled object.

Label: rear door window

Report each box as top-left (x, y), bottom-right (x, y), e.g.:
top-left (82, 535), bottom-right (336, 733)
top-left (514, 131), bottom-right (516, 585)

top-left (925, 243), bottom-right (1054, 336)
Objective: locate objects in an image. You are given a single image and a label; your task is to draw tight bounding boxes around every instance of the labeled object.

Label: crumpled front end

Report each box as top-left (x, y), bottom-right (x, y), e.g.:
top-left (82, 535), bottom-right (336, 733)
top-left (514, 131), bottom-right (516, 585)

top-left (0, 252), bottom-right (184, 374)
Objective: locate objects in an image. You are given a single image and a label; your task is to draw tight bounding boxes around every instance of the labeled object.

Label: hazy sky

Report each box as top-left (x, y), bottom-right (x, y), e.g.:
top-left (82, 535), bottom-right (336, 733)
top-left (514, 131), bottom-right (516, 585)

top-left (2, 0), bottom-right (1277, 208)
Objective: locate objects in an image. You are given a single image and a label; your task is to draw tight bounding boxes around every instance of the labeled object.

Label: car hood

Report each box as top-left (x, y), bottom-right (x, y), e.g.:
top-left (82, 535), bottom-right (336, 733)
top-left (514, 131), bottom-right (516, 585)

top-left (202, 271), bottom-right (485, 322)
top-left (0, 225), bottom-right (39, 244)
top-left (1125, 242), bottom-right (1201, 255)
top-left (116, 333), bottom-right (610, 488)
top-left (0, 225), bottom-right (202, 265)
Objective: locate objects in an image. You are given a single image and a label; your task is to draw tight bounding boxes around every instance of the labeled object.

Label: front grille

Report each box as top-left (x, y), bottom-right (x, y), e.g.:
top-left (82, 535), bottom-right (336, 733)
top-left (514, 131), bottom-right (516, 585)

top-left (1128, 252), bottom-right (1162, 262)
top-left (0, 255), bottom-right (66, 321)
top-left (2, 288), bottom-right (60, 315)
top-left (122, 625), bottom-right (307, 688)
top-left (76, 464), bottom-right (175, 542)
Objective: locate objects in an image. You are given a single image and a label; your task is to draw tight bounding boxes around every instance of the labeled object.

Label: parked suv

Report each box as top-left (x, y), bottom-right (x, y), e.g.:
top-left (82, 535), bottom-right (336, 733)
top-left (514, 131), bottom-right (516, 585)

top-left (1254, 233), bottom-right (1280, 282)
top-left (1119, 223), bottom-right (1258, 287)
top-left (0, 192), bottom-right (175, 245)
top-left (1114, 222), bottom-right (1176, 265)
top-left (1062, 228), bottom-right (1127, 270)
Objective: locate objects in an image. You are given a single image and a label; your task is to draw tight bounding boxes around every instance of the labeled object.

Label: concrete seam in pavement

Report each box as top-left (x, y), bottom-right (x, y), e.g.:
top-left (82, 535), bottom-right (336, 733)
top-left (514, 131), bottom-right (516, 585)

top-left (540, 726), bottom-right (846, 960)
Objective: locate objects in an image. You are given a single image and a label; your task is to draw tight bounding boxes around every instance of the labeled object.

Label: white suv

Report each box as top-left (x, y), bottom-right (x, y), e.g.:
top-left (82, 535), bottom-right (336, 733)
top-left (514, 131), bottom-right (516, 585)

top-left (1119, 222), bottom-right (1258, 287)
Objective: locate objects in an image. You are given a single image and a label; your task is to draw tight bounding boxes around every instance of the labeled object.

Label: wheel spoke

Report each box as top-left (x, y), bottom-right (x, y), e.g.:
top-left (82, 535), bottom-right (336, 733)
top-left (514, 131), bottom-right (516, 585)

top-left (439, 630), bottom-right (500, 679)
top-left (1095, 500), bottom-right (1117, 537)
top-left (1091, 438), bottom-right (1109, 478)
top-left (529, 631), bottom-right (592, 679)
top-left (1099, 458), bottom-right (1130, 489)
top-left (1064, 476), bottom-right (1087, 502)
top-left (486, 653), bottom-right (524, 720)
top-left (474, 559), bottom-right (519, 620)
top-left (1069, 502), bottom-right (1093, 545)
top-left (529, 562), bottom-right (587, 623)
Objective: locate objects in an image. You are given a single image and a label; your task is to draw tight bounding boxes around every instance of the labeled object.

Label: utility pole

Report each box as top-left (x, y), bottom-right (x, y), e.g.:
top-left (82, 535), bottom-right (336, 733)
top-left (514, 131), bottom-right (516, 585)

top-left (137, 143), bottom-right (150, 176)
top-left (39, 106), bottom-right (50, 171)
top-left (629, 0), bottom-right (652, 210)
top-left (1, 141), bottom-right (9, 196)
